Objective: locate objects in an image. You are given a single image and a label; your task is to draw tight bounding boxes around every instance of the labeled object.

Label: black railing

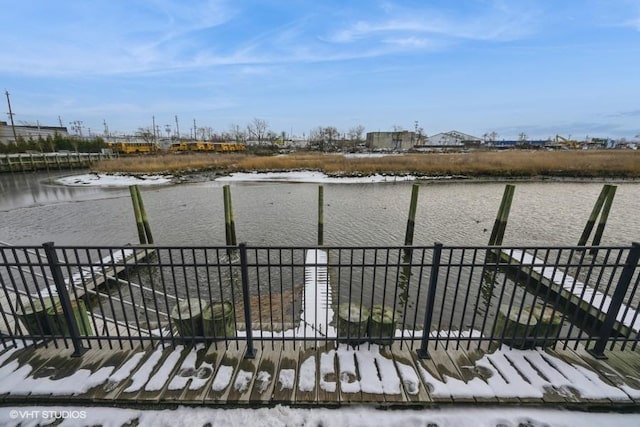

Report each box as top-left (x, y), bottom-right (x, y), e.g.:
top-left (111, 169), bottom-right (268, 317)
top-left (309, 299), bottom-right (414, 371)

top-left (1, 242), bottom-right (638, 359)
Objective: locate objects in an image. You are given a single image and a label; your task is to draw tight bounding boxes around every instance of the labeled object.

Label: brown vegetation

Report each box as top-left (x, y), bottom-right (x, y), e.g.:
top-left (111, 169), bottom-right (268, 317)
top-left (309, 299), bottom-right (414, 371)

top-left (91, 150), bottom-right (640, 178)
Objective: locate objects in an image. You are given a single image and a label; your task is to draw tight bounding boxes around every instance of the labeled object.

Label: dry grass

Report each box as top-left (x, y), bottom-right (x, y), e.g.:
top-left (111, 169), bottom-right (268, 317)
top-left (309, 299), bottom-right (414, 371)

top-left (91, 150), bottom-right (640, 178)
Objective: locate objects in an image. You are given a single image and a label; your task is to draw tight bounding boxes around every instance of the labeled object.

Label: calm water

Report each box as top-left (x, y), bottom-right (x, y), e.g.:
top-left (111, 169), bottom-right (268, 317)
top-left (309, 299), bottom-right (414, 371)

top-left (0, 171), bottom-right (638, 247)
top-left (2, 171), bottom-right (638, 331)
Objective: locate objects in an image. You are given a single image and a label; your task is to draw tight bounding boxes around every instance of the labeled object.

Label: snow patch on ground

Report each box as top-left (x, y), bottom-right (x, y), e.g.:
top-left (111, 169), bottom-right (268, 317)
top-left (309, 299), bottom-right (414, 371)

top-left (216, 171), bottom-right (417, 184)
top-left (56, 173), bottom-right (172, 187)
top-left (3, 405), bottom-right (640, 427)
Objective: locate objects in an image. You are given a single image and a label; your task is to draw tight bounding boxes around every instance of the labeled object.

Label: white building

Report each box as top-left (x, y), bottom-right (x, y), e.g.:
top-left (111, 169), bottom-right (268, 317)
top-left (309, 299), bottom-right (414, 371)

top-left (425, 130), bottom-right (482, 146)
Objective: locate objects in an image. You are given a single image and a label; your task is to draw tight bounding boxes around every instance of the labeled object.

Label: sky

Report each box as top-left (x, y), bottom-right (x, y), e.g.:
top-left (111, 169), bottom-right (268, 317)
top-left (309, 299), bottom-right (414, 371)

top-left (1, 0), bottom-right (640, 141)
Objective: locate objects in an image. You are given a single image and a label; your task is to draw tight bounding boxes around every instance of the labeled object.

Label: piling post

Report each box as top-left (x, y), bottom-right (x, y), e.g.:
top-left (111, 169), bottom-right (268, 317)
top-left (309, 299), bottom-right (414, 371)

top-left (129, 185), bottom-right (147, 244)
top-left (577, 185), bottom-right (610, 247)
top-left (588, 242), bottom-right (640, 359)
top-left (42, 242), bottom-right (87, 357)
top-left (404, 183), bottom-right (420, 257)
top-left (134, 185), bottom-right (154, 244)
top-left (223, 185), bottom-right (237, 251)
top-left (589, 185), bottom-right (616, 255)
top-left (418, 242), bottom-right (442, 359)
top-left (488, 184), bottom-right (515, 246)
top-left (318, 185), bottom-right (324, 246)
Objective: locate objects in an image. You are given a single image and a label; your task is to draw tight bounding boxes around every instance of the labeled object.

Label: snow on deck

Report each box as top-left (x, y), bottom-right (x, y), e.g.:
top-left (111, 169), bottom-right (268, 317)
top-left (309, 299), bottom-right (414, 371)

top-left (0, 340), bottom-right (639, 406)
top-left (507, 249), bottom-right (640, 333)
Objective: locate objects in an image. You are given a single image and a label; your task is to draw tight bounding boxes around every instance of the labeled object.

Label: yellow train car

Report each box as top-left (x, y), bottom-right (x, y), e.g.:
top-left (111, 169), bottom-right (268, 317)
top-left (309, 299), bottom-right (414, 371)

top-left (168, 141), bottom-right (246, 153)
top-left (107, 142), bottom-right (159, 154)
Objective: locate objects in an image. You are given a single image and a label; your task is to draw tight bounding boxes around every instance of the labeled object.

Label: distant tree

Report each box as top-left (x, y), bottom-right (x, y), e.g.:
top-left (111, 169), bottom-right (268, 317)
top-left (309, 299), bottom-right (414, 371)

top-left (228, 124), bottom-right (246, 142)
top-left (136, 127), bottom-right (155, 143)
top-left (309, 126), bottom-right (340, 151)
top-left (518, 132), bottom-right (528, 142)
top-left (247, 118), bottom-right (270, 144)
top-left (347, 125), bottom-right (365, 142)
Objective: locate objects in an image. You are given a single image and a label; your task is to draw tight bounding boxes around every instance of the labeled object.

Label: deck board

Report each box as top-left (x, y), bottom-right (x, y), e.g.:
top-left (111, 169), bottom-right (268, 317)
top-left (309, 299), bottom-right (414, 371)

top-left (272, 341), bottom-right (298, 403)
top-left (249, 343), bottom-right (280, 403)
top-left (1, 339), bottom-right (640, 408)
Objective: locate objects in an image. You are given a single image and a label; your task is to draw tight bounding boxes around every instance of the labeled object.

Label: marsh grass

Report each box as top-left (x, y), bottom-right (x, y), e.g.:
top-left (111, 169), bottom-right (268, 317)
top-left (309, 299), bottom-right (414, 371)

top-left (91, 150), bottom-right (640, 178)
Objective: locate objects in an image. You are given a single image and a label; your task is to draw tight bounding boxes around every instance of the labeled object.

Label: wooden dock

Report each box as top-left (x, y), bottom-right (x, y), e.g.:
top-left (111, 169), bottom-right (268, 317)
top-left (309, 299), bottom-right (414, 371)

top-left (499, 249), bottom-right (640, 337)
top-left (1, 339), bottom-right (639, 408)
top-left (0, 152), bottom-right (114, 173)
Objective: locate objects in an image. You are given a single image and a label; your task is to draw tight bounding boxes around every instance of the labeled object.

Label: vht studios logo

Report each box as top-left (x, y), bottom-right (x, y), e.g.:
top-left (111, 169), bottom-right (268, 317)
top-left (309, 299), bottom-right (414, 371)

top-left (9, 409), bottom-right (87, 420)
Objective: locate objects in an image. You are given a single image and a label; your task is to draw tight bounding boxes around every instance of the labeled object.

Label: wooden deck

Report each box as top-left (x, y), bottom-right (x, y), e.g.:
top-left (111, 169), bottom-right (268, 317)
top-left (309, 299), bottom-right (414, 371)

top-left (1, 339), bottom-right (639, 408)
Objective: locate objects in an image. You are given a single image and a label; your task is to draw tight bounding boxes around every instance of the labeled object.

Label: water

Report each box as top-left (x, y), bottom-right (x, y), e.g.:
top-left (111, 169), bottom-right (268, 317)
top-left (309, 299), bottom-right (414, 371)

top-left (0, 172), bottom-right (638, 247)
top-left (1, 171), bottom-right (638, 335)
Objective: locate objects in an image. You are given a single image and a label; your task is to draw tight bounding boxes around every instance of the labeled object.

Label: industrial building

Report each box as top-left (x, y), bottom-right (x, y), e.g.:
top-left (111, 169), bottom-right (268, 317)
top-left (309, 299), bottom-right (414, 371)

top-left (0, 121), bottom-right (69, 145)
top-left (366, 131), bottom-right (417, 151)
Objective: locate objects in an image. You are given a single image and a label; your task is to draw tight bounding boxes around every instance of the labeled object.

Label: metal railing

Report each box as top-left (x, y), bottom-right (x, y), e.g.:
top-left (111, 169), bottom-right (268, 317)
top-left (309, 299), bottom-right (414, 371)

top-left (1, 242), bottom-right (638, 359)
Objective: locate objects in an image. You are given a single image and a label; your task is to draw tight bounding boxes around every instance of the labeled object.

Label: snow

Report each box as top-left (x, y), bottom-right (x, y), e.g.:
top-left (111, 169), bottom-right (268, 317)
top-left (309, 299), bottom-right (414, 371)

top-left (277, 368), bottom-right (295, 390)
top-left (56, 173), bottom-right (172, 187)
top-left (298, 356), bottom-right (316, 392)
top-left (122, 348), bottom-right (164, 393)
top-left (255, 370), bottom-right (271, 393)
top-left (216, 170), bottom-right (417, 184)
top-left (508, 249), bottom-right (640, 332)
top-left (2, 405), bottom-right (640, 427)
top-left (233, 370), bottom-right (253, 392)
top-left (144, 346), bottom-right (183, 392)
top-left (211, 365), bottom-right (234, 392)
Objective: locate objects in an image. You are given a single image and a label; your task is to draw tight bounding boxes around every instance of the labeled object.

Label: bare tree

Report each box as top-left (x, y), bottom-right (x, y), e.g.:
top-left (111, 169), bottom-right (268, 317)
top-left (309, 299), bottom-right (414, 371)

top-left (136, 127), bottom-right (155, 143)
top-left (246, 118), bottom-right (270, 144)
top-left (347, 125), bottom-right (365, 142)
top-left (228, 124), bottom-right (246, 142)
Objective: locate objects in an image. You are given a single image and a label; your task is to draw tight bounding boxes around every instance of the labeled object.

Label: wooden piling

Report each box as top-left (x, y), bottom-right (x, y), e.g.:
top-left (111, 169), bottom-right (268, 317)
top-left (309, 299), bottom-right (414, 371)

top-left (129, 185), bottom-right (147, 245)
top-left (578, 184), bottom-right (611, 247)
top-left (318, 185), bottom-right (324, 246)
top-left (590, 185), bottom-right (616, 254)
top-left (488, 184), bottom-right (515, 246)
top-left (223, 185), bottom-right (237, 247)
top-left (134, 185), bottom-right (154, 244)
top-left (404, 183), bottom-right (420, 247)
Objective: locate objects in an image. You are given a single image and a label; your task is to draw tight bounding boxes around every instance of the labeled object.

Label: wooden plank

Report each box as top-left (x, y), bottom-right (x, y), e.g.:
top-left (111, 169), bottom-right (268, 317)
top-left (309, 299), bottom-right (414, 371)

top-left (106, 343), bottom-right (169, 402)
top-left (545, 347), bottom-right (617, 405)
top-left (377, 344), bottom-right (406, 404)
top-left (250, 342), bottom-right (281, 403)
top-left (227, 346), bottom-right (263, 404)
top-left (336, 343), bottom-right (362, 403)
top-left (203, 341), bottom-right (247, 404)
top-left (426, 344), bottom-right (477, 403)
top-left (409, 343), bottom-right (452, 403)
top-left (177, 343), bottom-right (224, 404)
top-left (83, 346), bottom-right (145, 402)
top-left (161, 344), bottom-right (209, 401)
top-left (388, 342), bottom-right (430, 403)
top-left (317, 342), bottom-right (340, 405)
top-left (295, 345), bottom-right (318, 404)
top-left (447, 348), bottom-right (499, 403)
top-left (355, 345), bottom-right (387, 404)
top-left (272, 341), bottom-right (298, 403)
top-left (1, 345), bottom-right (75, 403)
top-left (560, 346), bottom-right (638, 402)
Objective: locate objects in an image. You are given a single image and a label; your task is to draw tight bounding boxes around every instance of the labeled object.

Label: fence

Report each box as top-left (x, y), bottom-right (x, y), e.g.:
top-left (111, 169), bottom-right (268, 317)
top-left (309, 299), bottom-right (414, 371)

top-left (1, 242), bottom-right (639, 359)
top-left (0, 152), bottom-right (114, 173)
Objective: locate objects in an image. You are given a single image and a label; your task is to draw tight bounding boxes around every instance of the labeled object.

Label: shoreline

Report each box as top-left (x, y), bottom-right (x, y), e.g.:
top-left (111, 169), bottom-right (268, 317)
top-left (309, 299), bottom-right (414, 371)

top-left (52, 169), bottom-right (640, 188)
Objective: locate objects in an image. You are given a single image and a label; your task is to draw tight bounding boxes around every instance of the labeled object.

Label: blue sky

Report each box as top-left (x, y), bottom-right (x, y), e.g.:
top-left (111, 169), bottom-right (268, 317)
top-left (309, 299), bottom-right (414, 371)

top-left (1, 0), bottom-right (639, 140)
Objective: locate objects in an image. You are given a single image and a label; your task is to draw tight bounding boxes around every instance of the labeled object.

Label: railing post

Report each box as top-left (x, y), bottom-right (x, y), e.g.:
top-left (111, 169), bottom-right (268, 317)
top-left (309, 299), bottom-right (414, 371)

top-left (239, 243), bottom-right (256, 359)
top-left (42, 242), bottom-right (87, 357)
top-left (418, 243), bottom-right (442, 359)
top-left (588, 242), bottom-right (640, 359)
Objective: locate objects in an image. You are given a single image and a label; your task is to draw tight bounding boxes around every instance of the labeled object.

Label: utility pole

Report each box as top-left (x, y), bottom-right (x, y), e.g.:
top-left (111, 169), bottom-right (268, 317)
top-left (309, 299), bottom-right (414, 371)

top-left (152, 115), bottom-right (157, 143)
top-left (193, 118), bottom-right (197, 140)
top-left (175, 115), bottom-right (180, 140)
top-left (5, 90), bottom-right (18, 143)
top-left (58, 116), bottom-right (64, 128)
top-left (103, 119), bottom-right (109, 137)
